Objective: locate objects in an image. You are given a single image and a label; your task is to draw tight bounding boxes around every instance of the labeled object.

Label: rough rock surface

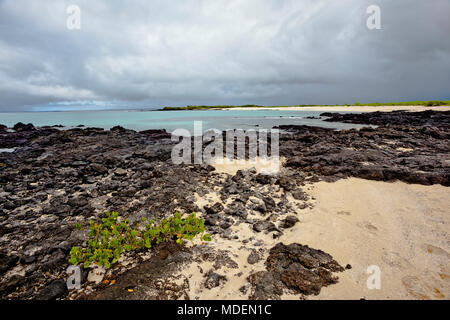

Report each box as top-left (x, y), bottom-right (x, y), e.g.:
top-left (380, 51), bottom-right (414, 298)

top-left (321, 110), bottom-right (450, 127)
top-left (279, 110), bottom-right (450, 186)
top-left (0, 124), bottom-right (311, 299)
top-left (86, 242), bottom-right (192, 300)
top-left (248, 243), bottom-right (344, 299)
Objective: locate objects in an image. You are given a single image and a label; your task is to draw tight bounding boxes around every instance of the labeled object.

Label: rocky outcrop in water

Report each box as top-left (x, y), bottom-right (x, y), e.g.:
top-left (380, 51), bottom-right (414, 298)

top-left (321, 110), bottom-right (450, 127)
top-left (278, 110), bottom-right (450, 186)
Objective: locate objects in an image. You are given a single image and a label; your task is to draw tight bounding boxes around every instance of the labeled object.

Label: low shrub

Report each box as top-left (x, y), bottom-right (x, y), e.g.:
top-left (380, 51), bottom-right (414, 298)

top-left (425, 100), bottom-right (445, 106)
top-left (69, 211), bottom-right (211, 269)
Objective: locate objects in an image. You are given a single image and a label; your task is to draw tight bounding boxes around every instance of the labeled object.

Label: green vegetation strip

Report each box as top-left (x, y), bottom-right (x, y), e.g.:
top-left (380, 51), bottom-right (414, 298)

top-left (160, 100), bottom-right (450, 111)
top-left (70, 211), bottom-right (211, 269)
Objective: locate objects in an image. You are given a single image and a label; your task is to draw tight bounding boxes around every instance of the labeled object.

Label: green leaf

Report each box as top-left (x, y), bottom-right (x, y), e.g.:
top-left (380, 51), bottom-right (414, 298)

top-left (202, 234), bottom-right (212, 242)
top-left (68, 211), bottom-right (211, 270)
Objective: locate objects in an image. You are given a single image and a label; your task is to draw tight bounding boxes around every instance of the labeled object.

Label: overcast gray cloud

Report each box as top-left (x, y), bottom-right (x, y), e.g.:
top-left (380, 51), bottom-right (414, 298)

top-left (0, 0), bottom-right (449, 111)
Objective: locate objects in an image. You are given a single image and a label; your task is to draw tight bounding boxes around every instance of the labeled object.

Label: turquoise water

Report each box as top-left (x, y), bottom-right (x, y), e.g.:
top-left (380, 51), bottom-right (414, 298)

top-left (0, 109), bottom-right (363, 132)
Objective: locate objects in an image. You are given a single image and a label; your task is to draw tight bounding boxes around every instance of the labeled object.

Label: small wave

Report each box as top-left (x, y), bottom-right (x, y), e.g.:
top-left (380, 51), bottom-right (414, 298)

top-left (0, 148), bottom-right (16, 153)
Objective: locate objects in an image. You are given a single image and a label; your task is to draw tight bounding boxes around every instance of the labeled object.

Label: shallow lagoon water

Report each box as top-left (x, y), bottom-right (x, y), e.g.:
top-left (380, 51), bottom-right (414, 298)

top-left (0, 109), bottom-right (365, 133)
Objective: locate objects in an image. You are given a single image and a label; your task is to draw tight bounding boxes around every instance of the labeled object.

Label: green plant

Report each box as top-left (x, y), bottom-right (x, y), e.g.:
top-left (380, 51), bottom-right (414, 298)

top-left (159, 100), bottom-right (450, 110)
top-left (69, 211), bottom-right (211, 269)
top-left (425, 100), bottom-right (445, 106)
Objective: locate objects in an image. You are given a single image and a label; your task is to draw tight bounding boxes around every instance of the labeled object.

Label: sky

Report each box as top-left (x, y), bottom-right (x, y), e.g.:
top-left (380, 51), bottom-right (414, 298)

top-left (0, 0), bottom-right (449, 111)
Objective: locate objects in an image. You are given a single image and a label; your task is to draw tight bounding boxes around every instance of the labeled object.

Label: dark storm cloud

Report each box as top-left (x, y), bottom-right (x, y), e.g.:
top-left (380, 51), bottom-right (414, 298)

top-left (0, 0), bottom-right (449, 111)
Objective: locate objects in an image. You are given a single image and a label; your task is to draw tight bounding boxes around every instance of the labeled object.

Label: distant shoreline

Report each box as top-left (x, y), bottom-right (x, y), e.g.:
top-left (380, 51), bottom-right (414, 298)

top-left (161, 105), bottom-right (450, 113)
top-left (160, 100), bottom-right (450, 111)
top-left (219, 105), bottom-right (450, 112)
top-left (1, 101), bottom-right (450, 114)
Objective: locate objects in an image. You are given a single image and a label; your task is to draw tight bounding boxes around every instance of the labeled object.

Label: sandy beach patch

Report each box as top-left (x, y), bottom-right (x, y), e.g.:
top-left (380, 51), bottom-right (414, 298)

top-left (211, 157), bottom-right (283, 175)
top-left (227, 105), bottom-right (450, 113)
top-left (179, 177), bottom-right (449, 300)
top-left (292, 178), bottom-right (450, 300)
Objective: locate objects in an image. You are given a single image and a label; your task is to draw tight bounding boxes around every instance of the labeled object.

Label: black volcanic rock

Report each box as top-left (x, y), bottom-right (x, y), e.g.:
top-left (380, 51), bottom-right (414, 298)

top-left (280, 111), bottom-right (450, 186)
top-left (321, 110), bottom-right (450, 128)
top-left (253, 220), bottom-right (277, 233)
top-left (0, 252), bottom-right (19, 275)
top-left (281, 216), bottom-right (299, 229)
top-left (204, 202), bottom-right (224, 215)
top-left (35, 279), bottom-right (68, 300)
top-left (248, 243), bottom-right (344, 299)
top-left (13, 122), bottom-right (35, 132)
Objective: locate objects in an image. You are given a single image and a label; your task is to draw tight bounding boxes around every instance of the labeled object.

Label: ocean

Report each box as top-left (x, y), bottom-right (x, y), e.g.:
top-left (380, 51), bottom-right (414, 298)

top-left (0, 109), bottom-right (364, 133)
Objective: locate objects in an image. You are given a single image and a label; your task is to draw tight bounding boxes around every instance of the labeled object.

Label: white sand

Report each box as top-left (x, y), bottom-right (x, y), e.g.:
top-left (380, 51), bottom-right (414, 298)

top-left (185, 191), bottom-right (276, 299)
top-left (182, 178), bottom-right (449, 300)
top-left (211, 157), bottom-right (283, 175)
top-left (292, 178), bottom-right (450, 300)
top-left (227, 105), bottom-right (450, 112)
